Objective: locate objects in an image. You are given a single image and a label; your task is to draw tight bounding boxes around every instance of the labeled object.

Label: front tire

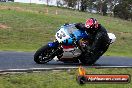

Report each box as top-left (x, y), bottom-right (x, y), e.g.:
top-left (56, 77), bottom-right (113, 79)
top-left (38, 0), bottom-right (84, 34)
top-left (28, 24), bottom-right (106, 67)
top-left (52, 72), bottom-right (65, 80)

top-left (34, 45), bottom-right (55, 64)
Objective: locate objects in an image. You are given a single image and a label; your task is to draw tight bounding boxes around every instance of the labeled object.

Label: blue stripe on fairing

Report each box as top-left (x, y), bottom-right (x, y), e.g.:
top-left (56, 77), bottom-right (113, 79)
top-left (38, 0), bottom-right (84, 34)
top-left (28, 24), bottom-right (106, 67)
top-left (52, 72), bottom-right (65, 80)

top-left (62, 27), bottom-right (89, 45)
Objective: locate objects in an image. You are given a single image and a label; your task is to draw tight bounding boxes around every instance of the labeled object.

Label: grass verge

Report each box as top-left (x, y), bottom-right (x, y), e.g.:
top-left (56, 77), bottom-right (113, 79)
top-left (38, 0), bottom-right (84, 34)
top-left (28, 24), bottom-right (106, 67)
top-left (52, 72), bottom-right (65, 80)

top-left (0, 68), bottom-right (132, 88)
top-left (0, 2), bottom-right (132, 57)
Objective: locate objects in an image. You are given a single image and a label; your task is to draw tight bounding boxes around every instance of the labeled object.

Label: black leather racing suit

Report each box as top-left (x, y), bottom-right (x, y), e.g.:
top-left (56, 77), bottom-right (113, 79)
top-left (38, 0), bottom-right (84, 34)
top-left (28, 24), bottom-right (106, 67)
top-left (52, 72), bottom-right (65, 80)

top-left (75, 23), bottom-right (110, 64)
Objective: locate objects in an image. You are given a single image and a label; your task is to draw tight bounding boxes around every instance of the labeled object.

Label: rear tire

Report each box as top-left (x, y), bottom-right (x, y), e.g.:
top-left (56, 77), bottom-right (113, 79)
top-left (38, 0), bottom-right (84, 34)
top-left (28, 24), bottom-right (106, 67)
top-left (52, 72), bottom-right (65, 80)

top-left (79, 53), bottom-right (100, 65)
top-left (34, 45), bottom-right (55, 64)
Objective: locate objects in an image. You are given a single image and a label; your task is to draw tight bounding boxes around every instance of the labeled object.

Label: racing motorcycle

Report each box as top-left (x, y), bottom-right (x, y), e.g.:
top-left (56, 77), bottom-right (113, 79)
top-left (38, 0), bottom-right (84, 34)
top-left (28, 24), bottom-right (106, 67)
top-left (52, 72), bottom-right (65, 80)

top-left (34, 24), bottom-right (116, 64)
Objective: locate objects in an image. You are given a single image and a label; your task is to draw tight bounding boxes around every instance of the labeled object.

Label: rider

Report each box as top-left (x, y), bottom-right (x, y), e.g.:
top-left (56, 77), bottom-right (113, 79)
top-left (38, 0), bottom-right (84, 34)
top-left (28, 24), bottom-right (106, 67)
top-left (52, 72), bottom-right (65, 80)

top-left (75, 18), bottom-right (110, 64)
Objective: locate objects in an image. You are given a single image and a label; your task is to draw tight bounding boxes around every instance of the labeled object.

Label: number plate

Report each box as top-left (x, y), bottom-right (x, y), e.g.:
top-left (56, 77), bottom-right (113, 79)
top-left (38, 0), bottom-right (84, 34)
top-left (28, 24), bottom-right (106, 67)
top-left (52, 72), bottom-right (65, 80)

top-left (55, 28), bottom-right (70, 43)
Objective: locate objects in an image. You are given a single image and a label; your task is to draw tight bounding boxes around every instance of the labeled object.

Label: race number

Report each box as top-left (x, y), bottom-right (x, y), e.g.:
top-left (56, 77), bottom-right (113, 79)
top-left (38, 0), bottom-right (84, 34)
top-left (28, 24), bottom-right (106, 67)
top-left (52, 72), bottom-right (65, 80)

top-left (55, 28), bottom-right (70, 43)
top-left (56, 31), bottom-right (66, 39)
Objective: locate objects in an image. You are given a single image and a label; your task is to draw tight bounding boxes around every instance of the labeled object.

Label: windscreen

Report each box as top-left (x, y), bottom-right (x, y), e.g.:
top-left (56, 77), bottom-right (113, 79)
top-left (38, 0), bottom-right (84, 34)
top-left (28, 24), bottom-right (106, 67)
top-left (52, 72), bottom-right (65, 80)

top-left (64, 24), bottom-right (78, 34)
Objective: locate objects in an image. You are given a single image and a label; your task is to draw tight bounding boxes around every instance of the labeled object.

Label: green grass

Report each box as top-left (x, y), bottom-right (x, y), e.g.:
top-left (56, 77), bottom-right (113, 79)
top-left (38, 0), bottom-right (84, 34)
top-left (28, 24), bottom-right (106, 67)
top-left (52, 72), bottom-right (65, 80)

top-left (0, 68), bottom-right (132, 88)
top-left (0, 2), bottom-right (132, 57)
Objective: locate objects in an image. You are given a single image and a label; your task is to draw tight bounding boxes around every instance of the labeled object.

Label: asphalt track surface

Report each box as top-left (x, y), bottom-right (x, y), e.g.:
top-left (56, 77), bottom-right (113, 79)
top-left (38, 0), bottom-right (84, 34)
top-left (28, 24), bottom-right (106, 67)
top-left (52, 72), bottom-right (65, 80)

top-left (0, 51), bottom-right (132, 70)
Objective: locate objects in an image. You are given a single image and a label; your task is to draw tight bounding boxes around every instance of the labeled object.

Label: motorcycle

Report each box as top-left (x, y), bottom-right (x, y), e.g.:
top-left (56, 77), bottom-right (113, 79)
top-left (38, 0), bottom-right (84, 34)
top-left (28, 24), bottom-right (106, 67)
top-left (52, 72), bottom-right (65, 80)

top-left (34, 24), bottom-right (116, 64)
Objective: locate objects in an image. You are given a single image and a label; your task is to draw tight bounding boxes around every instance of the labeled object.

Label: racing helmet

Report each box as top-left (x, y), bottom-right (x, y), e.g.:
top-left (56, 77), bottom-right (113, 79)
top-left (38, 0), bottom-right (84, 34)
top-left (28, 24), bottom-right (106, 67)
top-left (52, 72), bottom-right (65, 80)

top-left (85, 18), bottom-right (99, 29)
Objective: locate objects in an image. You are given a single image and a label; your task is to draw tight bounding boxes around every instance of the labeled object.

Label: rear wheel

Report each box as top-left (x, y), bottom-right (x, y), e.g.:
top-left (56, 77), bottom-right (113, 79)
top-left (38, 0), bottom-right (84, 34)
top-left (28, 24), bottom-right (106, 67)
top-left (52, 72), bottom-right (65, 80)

top-left (79, 53), bottom-right (100, 65)
top-left (34, 45), bottom-right (56, 64)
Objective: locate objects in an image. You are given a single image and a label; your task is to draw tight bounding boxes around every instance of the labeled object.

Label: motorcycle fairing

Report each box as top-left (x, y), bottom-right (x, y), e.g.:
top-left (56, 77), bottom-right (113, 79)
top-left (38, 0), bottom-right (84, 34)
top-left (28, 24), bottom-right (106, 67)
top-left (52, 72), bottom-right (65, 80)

top-left (56, 24), bottom-right (89, 45)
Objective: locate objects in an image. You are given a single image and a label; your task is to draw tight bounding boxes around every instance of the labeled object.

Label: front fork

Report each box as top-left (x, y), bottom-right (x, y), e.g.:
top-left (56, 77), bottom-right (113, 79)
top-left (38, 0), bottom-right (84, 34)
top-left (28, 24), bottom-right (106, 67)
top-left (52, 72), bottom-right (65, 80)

top-left (48, 41), bottom-right (63, 59)
top-left (48, 40), bottom-right (59, 48)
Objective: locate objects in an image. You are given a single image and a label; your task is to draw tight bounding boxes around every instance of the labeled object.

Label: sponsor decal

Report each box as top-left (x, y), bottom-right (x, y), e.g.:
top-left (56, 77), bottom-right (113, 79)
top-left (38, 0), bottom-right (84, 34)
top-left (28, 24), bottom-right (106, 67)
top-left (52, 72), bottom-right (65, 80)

top-left (77, 66), bottom-right (131, 84)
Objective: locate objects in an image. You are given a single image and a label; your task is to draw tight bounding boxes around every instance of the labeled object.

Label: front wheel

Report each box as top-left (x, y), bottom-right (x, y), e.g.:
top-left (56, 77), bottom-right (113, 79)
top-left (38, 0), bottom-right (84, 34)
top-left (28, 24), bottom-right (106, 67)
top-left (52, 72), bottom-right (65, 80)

top-left (34, 45), bottom-right (56, 64)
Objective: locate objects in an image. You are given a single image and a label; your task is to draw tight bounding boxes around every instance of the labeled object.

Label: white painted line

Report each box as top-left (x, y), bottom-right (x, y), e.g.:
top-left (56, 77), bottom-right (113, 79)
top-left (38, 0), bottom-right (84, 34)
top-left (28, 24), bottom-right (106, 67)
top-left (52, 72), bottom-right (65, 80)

top-left (0, 66), bottom-right (132, 73)
top-left (0, 67), bottom-right (78, 73)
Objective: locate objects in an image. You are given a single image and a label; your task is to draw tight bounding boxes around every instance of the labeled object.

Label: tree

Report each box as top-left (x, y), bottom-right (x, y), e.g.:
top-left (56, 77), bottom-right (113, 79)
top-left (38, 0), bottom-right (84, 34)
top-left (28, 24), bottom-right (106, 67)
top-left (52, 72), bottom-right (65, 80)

top-left (57, 0), bottom-right (65, 7)
top-left (113, 0), bottom-right (132, 20)
top-left (46, 0), bottom-right (51, 6)
top-left (87, 0), bottom-right (95, 12)
top-left (77, 0), bottom-right (80, 10)
top-left (96, 0), bottom-right (102, 13)
top-left (80, 0), bottom-right (94, 12)
top-left (96, 0), bottom-right (108, 15)
top-left (80, 0), bottom-right (88, 11)
top-left (63, 0), bottom-right (77, 8)
top-left (102, 1), bottom-right (108, 15)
